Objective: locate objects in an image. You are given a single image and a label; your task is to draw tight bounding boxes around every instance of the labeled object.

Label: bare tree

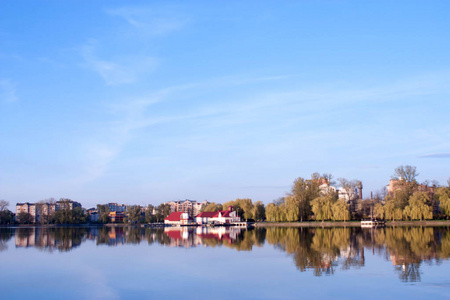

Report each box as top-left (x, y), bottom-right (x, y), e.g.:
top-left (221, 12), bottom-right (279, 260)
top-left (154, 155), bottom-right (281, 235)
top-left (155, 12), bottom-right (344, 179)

top-left (392, 165), bottom-right (419, 183)
top-left (0, 200), bottom-right (9, 212)
top-left (337, 178), bottom-right (358, 201)
top-left (373, 187), bottom-right (387, 203)
top-left (322, 173), bottom-right (335, 185)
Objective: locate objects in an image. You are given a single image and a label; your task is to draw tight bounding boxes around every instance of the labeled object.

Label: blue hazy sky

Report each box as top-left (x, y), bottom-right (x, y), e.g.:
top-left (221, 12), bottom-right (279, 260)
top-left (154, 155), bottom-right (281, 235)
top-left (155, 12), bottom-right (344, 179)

top-left (1, 1), bottom-right (449, 209)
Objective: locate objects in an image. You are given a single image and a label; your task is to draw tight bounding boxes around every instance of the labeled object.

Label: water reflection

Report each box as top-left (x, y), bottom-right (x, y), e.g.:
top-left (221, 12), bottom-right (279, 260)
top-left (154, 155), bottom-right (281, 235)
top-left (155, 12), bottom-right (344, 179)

top-left (2, 226), bottom-right (450, 282)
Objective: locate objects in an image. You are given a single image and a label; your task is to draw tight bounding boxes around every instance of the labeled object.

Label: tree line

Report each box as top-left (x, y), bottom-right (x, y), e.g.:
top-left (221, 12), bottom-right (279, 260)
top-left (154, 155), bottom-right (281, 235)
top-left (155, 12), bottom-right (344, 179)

top-left (372, 166), bottom-right (450, 221)
top-left (201, 167), bottom-right (450, 222)
top-left (95, 203), bottom-right (172, 224)
top-left (2, 165), bottom-right (450, 224)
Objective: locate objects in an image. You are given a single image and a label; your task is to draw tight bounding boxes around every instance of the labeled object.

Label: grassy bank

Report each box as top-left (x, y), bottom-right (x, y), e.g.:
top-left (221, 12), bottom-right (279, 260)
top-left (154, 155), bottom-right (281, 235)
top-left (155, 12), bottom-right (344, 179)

top-left (255, 221), bottom-right (361, 227)
top-left (385, 220), bottom-right (450, 227)
top-left (255, 220), bottom-right (450, 227)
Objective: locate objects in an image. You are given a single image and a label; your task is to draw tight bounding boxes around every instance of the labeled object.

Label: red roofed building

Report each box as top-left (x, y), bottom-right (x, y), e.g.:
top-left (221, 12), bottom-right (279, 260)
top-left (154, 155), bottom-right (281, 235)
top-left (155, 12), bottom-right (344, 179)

top-left (164, 212), bottom-right (194, 225)
top-left (195, 206), bottom-right (240, 225)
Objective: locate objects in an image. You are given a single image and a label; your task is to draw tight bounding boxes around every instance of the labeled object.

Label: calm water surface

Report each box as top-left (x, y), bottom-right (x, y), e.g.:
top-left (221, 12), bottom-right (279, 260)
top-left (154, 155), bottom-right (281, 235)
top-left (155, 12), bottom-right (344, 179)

top-left (1, 226), bottom-right (449, 299)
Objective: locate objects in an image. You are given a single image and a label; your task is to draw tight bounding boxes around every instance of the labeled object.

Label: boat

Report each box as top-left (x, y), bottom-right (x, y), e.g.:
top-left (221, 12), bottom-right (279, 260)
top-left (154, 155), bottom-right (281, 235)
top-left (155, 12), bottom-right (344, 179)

top-left (361, 220), bottom-right (385, 228)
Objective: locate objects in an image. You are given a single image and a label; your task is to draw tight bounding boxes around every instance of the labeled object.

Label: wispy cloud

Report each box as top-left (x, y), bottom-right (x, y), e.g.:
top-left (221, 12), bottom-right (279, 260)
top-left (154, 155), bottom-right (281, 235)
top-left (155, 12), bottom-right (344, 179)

top-left (81, 41), bottom-right (157, 85)
top-left (0, 78), bottom-right (18, 102)
top-left (73, 70), bottom-right (450, 186)
top-left (106, 6), bottom-right (190, 36)
top-left (418, 153), bottom-right (450, 159)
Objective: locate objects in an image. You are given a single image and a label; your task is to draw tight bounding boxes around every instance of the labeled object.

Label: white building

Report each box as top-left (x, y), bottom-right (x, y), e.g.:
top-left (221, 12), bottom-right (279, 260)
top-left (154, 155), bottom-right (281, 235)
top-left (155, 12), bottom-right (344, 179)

top-left (195, 207), bottom-right (240, 225)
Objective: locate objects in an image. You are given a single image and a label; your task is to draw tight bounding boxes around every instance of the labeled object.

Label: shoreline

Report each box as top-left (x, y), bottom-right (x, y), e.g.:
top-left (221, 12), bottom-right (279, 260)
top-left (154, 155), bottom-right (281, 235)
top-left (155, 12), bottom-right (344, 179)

top-left (3, 220), bottom-right (450, 228)
top-left (255, 220), bottom-right (450, 227)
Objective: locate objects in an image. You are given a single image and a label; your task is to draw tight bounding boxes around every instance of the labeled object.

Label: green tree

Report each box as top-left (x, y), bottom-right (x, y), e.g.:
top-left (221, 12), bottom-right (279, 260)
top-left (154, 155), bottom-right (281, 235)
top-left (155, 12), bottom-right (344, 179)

top-left (0, 200), bottom-right (13, 224)
top-left (145, 204), bottom-right (156, 223)
top-left (127, 205), bottom-right (143, 223)
top-left (311, 195), bottom-right (334, 221)
top-left (290, 176), bottom-right (324, 222)
top-left (155, 204), bottom-right (170, 222)
top-left (17, 212), bottom-right (34, 224)
top-left (223, 199), bottom-right (254, 220)
top-left (201, 202), bottom-right (223, 212)
top-left (331, 200), bottom-right (350, 221)
top-left (71, 207), bottom-right (87, 224)
top-left (392, 189), bottom-right (411, 210)
top-left (252, 201), bottom-right (265, 221)
top-left (284, 195), bottom-right (300, 222)
top-left (436, 186), bottom-right (450, 218)
top-left (54, 198), bottom-right (79, 224)
top-left (403, 191), bottom-right (433, 221)
top-left (384, 200), bottom-right (403, 221)
top-left (374, 203), bottom-right (385, 219)
top-left (265, 203), bottom-right (277, 222)
top-left (265, 199), bottom-right (287, 222)
top-left (97, 205), bottom-right (110, 223)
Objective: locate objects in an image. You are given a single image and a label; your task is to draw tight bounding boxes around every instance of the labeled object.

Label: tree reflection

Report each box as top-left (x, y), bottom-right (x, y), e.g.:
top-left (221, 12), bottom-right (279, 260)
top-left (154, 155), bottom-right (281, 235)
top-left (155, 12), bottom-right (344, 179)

top-left (3, 225), bottom-right (450, 282)
top-left (0, 228), bottom-right (13, 251)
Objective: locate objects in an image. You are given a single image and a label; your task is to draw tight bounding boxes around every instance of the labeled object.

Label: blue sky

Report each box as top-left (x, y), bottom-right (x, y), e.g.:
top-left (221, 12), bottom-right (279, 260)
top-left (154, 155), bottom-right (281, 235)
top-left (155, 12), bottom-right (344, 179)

top-left (1, 1), bottom-right (449, 209)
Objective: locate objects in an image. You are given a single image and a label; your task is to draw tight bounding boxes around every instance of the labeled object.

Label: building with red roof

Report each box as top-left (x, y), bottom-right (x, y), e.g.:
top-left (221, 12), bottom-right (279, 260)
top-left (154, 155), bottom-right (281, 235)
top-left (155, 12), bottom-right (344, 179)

top-left (195, 206), bottom-right (240, 225)
top-left (164, 212), bottom-right (194, 225)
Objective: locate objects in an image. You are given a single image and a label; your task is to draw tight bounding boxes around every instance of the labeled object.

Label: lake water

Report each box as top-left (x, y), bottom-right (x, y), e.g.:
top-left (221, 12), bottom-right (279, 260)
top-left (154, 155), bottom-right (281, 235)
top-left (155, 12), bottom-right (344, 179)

top-left (1, 226), bottom-right (449, 299)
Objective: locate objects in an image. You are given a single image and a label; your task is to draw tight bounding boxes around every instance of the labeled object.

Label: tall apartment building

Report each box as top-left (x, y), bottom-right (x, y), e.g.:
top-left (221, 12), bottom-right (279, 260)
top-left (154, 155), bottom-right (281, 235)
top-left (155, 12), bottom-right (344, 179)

top-left (16, 200), bottom-right (82, 223)
top-left (107, 203), bottom-right (127, 213)
top-left (56, 199), bottom-right (82, 210)
top-left (16, 203), bottom-right (37, 222)
top-left (164, 200), bottom-right (209, 218)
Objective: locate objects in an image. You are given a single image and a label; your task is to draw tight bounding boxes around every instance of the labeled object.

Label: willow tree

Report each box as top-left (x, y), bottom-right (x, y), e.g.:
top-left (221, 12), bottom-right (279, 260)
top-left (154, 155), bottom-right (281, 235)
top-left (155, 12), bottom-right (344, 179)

top-left (252, 201), bottom-right (265, 221)
top-left (290, 174), bottom-right (329, 222)
top-left (201, 202), bottom-right (223, 212)
top-left (374, 203), bottom-right (385, 219)
top-left (223, 198), bottom-right (254, 220)
top-left (436, 186), bottom-right (450, 218)
top-left (290, 177), bottom-right (311, 222)
top-left (332, 200), bottom-right (350, 222)
top-left (265, 202), bottom-right (287, 222)
top-left (385, 200), bottom-right (403, 221)
top-left (403, 191), bottom-right (433, 221)
top-left (311, 195), bottom-right (334, 221)
top-left (285, 195), bottom-right (299, 222)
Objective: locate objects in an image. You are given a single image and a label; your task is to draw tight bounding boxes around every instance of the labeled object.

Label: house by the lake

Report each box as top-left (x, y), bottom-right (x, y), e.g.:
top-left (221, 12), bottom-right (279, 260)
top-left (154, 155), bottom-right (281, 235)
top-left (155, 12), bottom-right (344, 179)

top-left (195, 206), bottom-right (241, 225)
top-left (164, 212), bottom-right (194, 225)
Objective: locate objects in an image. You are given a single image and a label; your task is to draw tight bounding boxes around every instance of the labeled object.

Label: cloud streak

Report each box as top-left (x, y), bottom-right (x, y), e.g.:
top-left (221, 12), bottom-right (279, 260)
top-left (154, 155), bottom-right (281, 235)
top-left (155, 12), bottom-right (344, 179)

top-left (81, 41), bottom-right (157, 85)
top-left (418, 153), bottom-right (450, 159)
top-left (72, 70), bottom-right (450, 189)
top-left (106, 5), bottom-right (190, 36)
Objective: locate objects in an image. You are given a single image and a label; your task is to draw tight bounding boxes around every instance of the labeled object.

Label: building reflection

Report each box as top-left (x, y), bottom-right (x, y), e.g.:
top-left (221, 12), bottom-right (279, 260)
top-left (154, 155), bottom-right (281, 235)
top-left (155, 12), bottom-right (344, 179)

top-left (14, 227), bottom-right (87, 252)
top-left (162, 226), bottom-right (244, 249)
top-left (3, 225), bottom-right (450, 281)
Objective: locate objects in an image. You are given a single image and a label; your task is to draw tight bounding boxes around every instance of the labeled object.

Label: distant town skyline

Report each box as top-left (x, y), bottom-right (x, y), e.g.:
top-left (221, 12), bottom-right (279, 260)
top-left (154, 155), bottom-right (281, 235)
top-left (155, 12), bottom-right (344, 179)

top-left (1, 1), bottom-right (450, 209)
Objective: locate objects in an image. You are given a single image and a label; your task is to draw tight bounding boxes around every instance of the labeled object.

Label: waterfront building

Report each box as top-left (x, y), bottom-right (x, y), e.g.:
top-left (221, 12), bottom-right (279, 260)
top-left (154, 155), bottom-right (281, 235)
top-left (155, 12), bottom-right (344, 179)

top-left (16, 200), bottom-right (83, 223)
top-left (164, 212), bottom-right (194, 225)
top-left (107, 203), bottom-right (127, 213)
top-left (387, 179), bottom-right (436, 196)
top-left (109, 211), bottom-right (125, 223)
top-left (164, 199), bottom-right (208, 218)
top-left (195, 206), bottom-right (241, 225)
top-left (89, 211), bottom-right (99, 222)
top-left (56, 199), bottom-right (82, 210)
top-left (16, 203), bottom-right (37, 222)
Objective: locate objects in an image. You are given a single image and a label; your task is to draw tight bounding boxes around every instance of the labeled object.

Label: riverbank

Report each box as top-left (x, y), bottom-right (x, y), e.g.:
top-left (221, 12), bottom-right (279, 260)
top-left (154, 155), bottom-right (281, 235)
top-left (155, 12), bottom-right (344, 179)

top-left (255, 220), bottom-right (450, 227)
